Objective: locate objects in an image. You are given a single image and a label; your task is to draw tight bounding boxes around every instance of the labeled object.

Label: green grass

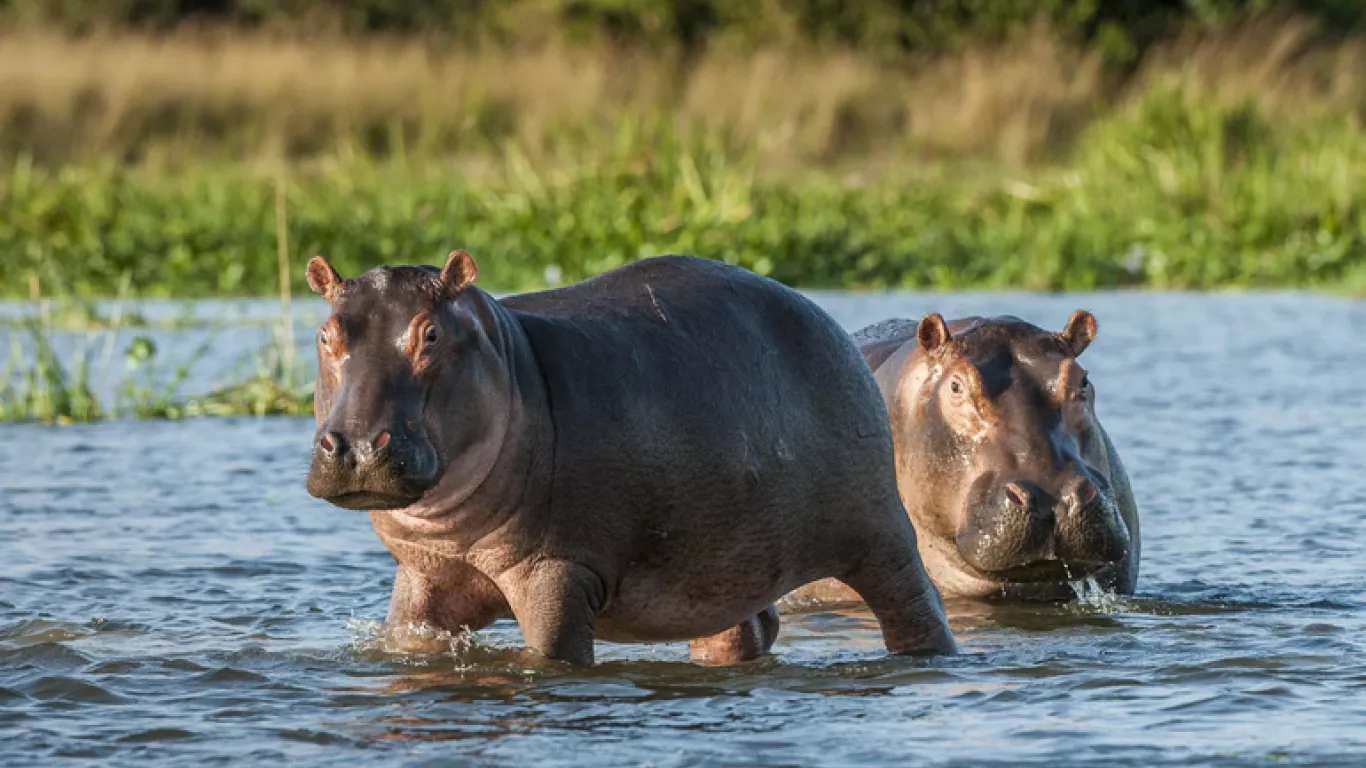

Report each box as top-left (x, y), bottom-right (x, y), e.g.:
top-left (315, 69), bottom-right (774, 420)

top-left (5, 85), bottom-right (1366, 300)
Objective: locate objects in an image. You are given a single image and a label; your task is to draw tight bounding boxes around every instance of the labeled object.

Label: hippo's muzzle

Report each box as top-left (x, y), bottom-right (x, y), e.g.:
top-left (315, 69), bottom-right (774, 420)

top-left (305, 426), bottom-right (440, 510)
top-left (956, 474), bottom-right (1130, 583)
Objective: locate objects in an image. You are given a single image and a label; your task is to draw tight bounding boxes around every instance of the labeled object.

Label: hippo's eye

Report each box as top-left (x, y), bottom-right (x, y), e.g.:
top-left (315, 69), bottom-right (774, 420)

top-left (422, 325), bottom-right (441, 348)
top-left (949, 379), bottom-right (963, 395)
top-left (317, 329), bottom-right (328, 347)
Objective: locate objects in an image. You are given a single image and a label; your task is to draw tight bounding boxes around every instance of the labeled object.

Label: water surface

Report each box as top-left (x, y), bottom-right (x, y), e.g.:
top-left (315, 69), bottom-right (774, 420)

top-left (3, 291), bottom-right (1365, 766)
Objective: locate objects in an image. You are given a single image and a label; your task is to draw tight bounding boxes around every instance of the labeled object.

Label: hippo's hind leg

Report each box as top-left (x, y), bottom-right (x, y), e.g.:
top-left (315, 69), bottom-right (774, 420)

top-left (688, 604), bottom-right (779, 665)
top-left (839, 529), bottom-right (958, 656)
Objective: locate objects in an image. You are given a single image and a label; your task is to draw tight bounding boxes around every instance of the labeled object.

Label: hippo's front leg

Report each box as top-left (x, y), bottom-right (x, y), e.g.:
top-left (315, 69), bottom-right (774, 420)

top-left (689, 604), bottom-right (780, 665)
top-left (384, 561), bottom-right (507, 651)
top-left (498, 560), bottom-right (604, 667)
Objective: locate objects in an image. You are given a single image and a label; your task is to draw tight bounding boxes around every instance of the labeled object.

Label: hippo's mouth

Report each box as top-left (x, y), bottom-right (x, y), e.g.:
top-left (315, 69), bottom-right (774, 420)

top-left (306, 457), bottom-right (438, 511)
top-left (317, 489), bottom-right (425, 511)
top-left (982, 558), bottom-right (1114, 584)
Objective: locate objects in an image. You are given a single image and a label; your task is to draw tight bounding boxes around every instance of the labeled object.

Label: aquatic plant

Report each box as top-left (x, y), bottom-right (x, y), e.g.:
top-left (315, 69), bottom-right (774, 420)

top-left (0, 198), bottom-right (315, 423)
top-left (0, 317), bottom-right (102, 423)
top-left (0, 312), bottom-right (314, 424)
top-left (178, 324), bottom-right (315, 419)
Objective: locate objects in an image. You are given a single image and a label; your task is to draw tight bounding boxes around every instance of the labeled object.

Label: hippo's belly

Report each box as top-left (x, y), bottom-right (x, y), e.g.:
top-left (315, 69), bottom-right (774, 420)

top-left (589, 541), bottom-right (826, 643)
top-left (592, 584), bottom-right (785, 644)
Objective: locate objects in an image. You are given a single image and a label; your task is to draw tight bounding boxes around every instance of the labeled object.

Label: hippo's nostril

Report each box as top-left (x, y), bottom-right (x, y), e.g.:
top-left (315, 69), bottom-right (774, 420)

top-left (1004, 482), bottom-right (1029, 508)
top-left (373, 431), bottom-right (391, 452)
top-left (1077, 478), bottom-right (1099, 506)
top-left (319, 431), bottom-right (346, 458)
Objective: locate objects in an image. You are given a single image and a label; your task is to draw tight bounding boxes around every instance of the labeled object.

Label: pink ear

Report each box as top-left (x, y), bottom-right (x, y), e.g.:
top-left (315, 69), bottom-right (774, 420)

top-left (306, 256), bottom-right (342, 302)
top-left (917, 313), bottom-right (951, 352)
top-left (1061, 310), bottom-right (1098, 356)
top-left (439, 250), bottom-right (478, 297)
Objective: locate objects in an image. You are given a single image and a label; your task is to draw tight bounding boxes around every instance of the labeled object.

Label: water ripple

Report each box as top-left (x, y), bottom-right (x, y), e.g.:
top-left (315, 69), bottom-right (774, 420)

top-left (3, 292), bottom-right (1366, 765)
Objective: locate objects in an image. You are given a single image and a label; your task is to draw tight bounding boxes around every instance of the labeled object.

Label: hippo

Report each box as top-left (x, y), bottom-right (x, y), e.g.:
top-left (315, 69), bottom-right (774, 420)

top-left (303, 250), bottom-right (956, 666)
top-left (792, 311), bottom-right (1138, 604)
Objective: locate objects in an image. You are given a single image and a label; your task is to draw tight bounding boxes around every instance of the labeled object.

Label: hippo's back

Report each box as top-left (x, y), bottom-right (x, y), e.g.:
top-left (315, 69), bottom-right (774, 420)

top-left (502, 256), bottom-right (888, 454)
top-left (501, 256), bottom-right (903, 636)
top-left (504, 255), bottom-right (860, 378)
top-left (505, 256), bottom-right (794, 328)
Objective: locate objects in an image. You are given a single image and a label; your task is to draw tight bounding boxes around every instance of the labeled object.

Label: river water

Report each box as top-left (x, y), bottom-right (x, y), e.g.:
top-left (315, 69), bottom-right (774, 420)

top-left (2, 291), bottom-right (1365, 766)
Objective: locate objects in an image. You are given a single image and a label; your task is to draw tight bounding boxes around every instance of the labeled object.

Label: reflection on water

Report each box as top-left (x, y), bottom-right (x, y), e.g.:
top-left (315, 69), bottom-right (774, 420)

top-left (3, 291), bottom-right (1366, 765)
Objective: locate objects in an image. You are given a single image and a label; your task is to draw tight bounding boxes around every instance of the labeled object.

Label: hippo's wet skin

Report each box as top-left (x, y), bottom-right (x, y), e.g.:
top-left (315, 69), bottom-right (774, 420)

top-left (304, 251), bottom-right (956, 666)
top-left (793, 311), bottom-right (1139, 604)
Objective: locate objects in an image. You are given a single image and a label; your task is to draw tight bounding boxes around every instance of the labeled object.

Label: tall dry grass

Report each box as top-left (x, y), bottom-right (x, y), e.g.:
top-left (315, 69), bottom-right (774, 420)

top-left (5, 16), bottom-right (1357, 171)
top-left (1135, 15), bottom-right (1366, 117)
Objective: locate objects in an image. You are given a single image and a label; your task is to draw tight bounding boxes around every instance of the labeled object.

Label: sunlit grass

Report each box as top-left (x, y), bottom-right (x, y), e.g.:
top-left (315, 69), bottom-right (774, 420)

top-left (4, 17), bottom-right (1366, 299)
top-left (5, 82), bottom-right (1366, 299)
top-left (0, 15), bottom-right (1360, 169)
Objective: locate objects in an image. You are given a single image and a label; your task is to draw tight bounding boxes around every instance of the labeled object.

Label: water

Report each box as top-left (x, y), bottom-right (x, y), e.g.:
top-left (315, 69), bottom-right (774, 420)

top-left (3, 291), bottom-right (1365, 766)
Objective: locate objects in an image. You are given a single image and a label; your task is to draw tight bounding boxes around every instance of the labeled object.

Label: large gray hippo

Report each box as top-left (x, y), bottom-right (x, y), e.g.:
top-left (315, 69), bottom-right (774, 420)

top-left (793, 310), bottom-right (1139, 603)
top-left (304, 251), bottom-right (956, 666)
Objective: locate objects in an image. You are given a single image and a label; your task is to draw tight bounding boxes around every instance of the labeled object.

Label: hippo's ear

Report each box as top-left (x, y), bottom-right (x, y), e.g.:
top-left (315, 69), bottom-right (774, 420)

top-left (1060, 309), bottom-right (1098, 357)
top-left (439, 249), bottom-right (478, 298)
top-left (917, 313), bottom-right (952, 353)
top-left (306, 256), bottom-right (343, 303)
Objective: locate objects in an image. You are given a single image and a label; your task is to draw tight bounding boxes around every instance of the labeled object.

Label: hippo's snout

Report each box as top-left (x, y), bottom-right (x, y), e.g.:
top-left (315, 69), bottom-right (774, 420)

top-left (956, 474), bottom-right (1128, 582)
top-left (306, 425), bottom-right (439, 510)
top-left (1055, 480), bottom-right (1131, 570)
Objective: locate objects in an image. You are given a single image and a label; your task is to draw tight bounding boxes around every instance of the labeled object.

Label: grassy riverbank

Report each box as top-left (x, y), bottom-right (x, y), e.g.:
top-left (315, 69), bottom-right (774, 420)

top-left (4, 12), bottom-right (1366, 421)
top-left (8, 87), bottom-right (1366, 299)
top-left (8, 82), bottom-right (1366, 425)
top-left (6, 16), bottom-right (1366, 297)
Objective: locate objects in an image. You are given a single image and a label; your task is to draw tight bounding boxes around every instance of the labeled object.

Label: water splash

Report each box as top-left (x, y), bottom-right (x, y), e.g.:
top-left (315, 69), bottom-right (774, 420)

top-left (1067, 576), bottom-right (1128, 614)
top-left (345, 616), bottom-right (482, 665)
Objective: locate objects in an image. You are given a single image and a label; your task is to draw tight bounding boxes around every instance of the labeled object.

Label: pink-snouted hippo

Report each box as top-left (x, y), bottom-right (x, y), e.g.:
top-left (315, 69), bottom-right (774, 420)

top-left (303, 250), bottom-right (956, 666)
top-left (794, 311), bottom-right (1139, 604)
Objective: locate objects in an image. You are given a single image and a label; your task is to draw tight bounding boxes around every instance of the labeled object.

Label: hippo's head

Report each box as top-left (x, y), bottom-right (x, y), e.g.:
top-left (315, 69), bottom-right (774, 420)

top-left (897, 310), bottom-right (1130, 590)
top-left (303, 250), bottom-right (509, 511)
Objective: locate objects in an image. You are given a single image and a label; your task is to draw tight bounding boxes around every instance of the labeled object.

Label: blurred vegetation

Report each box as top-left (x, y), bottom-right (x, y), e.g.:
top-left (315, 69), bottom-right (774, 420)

top-left (2, 1), bottom-right (1363, 62)
top-left (0, 6), bottom-right (1363, 301)
top-left (5, 5), bottom-right (1366, 166)
top-left (6, 82), bottom-right (1366, 297)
